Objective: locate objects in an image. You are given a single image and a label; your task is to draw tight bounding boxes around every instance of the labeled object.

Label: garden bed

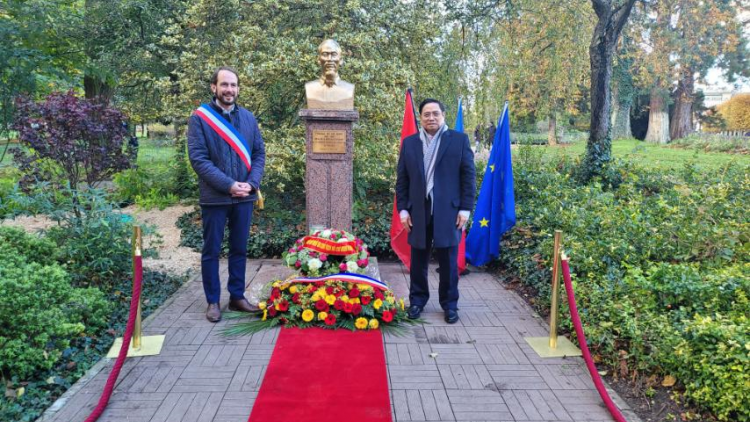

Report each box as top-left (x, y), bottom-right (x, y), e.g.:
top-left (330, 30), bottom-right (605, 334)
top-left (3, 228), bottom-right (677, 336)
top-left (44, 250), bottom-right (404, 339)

top-left (493, 146), bottom-right (749, 421)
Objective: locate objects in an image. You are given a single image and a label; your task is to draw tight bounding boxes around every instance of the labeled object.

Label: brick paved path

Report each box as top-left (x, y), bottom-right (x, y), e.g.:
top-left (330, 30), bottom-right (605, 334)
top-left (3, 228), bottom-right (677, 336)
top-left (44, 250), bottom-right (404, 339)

top-left (40, 260), bottom-right (640, 422)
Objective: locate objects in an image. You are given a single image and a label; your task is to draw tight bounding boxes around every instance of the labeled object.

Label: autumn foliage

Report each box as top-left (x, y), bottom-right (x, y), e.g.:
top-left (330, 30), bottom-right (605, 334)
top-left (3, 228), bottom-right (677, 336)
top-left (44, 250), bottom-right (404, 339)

top-left (715, 93), bottom-right (750, 132)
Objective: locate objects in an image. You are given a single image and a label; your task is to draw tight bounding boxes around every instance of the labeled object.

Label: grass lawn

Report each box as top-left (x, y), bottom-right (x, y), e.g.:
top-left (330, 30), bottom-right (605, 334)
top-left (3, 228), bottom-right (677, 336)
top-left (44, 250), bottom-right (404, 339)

top-left (136, 138), bottom-right (176, 171)
top-left (0, 138), bottom-right (176, 184)
top-left (538, 138), bottom-right (750, 170)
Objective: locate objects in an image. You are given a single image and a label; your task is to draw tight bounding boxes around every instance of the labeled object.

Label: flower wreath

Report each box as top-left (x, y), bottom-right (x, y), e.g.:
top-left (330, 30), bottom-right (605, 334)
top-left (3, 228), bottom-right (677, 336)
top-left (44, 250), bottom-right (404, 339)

top-left (281, 229), bottom-right (370, 277)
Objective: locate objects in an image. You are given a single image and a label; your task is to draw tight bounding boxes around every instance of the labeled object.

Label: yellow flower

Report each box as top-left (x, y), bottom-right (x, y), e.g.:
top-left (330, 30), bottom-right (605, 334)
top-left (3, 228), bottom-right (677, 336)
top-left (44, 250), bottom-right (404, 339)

top-left (258, 301), bottom-right (267, 310)
top-left (311, 292), bottom-right (322, 301)
top-left (280, 283), bottom-right (288, 291)
top-left (262, 309), bottom-right (268, 321)
top-left (274, 302), bottom-right (280, 311)
top-left (386, 296), bottom-right (395, 304)
top-left (373, 299), bottom-right (383, 310)
top-left (289, 285), bottom-right (298, 294)
top-left (368, 318), bottom-right (379, 329)
top-left (353, 298), bottom-right (360, 304)
top-left (325, 295), bottom-right (336, 305)
top-left (272, 281), bottom-right (280, 288)
top-left (399, 298), bottom-right (405, 311)
top-left (318, 311), bottom-right (328, 321)
top-left (358, 284), bottom-right (372, 291)
top-left (301, 309), bottom-right (314, 322)
top-left (355, 317), bottom-right (368, 330)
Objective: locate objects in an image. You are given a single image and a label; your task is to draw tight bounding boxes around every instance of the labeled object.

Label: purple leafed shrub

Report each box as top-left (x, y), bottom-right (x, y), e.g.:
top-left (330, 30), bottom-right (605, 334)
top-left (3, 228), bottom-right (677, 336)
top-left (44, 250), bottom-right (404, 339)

top-left (12, 91), bottom-right (132, 191)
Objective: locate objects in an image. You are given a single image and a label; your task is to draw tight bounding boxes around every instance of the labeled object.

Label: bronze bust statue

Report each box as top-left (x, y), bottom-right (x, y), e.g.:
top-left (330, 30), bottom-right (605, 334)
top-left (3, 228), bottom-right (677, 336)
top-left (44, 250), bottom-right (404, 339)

top-left (305, 39), bottom-right (355, 109)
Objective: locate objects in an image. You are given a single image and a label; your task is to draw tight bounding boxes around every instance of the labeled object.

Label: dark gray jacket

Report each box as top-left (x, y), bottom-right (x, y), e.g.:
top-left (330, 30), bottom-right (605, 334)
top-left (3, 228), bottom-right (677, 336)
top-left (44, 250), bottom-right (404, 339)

top-left (187, 101), bottom-right (266, 205)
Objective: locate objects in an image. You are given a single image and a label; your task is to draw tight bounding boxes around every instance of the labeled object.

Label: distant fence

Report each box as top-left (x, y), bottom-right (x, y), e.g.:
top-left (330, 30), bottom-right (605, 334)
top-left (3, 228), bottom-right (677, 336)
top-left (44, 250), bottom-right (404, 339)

top-left (717, 130), bottom-right (749, 137)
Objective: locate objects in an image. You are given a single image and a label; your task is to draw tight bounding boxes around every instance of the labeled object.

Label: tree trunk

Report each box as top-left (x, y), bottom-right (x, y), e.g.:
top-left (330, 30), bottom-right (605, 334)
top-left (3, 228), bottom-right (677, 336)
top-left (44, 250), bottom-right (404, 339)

top-left (645, 88), bottom-right (670, 143)
top-left (83, 0), bottom-right (114, 103)
top-left (583, 0), bottom-right (637, 179)
top-left (610, 75), bottom-right (633, 139)
top-left (612, 101), bottom-right (632, 139)
top-left (670, 71), bottom-right (694, 140)
top-left (548, 113), bottom-right (558, 145)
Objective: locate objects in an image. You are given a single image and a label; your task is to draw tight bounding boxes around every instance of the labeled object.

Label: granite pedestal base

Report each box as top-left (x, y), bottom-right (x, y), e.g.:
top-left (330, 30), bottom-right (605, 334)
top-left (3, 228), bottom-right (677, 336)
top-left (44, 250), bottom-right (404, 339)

top-left (299, 108), bottom-right (359, 232)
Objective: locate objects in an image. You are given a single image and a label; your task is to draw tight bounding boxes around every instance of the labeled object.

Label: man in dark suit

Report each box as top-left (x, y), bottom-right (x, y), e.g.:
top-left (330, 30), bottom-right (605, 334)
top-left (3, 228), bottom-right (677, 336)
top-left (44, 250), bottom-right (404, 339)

top-left (396, 99), bottom-right (476, 324)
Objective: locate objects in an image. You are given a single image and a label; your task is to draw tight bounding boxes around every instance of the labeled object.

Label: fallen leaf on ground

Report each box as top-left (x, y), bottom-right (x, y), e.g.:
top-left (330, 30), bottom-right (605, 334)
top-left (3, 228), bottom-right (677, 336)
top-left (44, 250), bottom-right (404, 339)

top-left (662, 375), bottom-right (676, 387)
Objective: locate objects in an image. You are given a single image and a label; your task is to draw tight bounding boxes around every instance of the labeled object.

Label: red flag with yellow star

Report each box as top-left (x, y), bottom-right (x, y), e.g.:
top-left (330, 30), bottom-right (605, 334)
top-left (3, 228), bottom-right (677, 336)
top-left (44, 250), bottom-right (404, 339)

top-left (389, 89), bottom-right (418, 269)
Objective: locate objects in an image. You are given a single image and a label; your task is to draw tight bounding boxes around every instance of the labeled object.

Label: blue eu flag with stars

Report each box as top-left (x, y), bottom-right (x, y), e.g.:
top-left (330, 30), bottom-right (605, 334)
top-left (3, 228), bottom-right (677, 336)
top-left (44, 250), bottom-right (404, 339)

top-left (465, 103), bottom-right (516, 266)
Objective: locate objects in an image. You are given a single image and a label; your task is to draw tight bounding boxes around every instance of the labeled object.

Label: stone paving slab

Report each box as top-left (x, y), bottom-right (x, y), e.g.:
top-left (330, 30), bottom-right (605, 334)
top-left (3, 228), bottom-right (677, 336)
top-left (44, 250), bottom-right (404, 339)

top-left (39, 260), bottom-right (640, 422)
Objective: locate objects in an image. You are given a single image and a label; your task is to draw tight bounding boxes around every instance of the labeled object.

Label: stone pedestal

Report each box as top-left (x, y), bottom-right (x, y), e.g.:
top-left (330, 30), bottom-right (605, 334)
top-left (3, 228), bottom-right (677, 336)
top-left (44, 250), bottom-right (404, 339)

top-left (299, 109), bottom-right (359, 232)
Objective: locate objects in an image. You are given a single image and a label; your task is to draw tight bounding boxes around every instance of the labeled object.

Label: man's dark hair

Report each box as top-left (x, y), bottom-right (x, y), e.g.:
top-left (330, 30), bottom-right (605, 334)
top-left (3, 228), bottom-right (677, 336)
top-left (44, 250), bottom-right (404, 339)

top-left (211, 66), bottom-right (239, 85)
top-left (419, 98), bottom-right (445, 114)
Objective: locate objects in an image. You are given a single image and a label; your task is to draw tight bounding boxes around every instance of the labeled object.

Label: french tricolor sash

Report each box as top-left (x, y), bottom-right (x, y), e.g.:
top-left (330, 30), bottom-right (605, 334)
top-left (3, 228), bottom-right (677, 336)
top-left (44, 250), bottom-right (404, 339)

top-left (280, 272), bottom-right (390, 291)
top-left (194, 104), bottom-right (252, 171)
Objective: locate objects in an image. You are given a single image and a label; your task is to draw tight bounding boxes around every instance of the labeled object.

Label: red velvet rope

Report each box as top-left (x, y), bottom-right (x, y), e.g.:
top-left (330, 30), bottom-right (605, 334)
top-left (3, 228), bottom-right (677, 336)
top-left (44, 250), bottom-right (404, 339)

top-left (561, 258), bottom-right (628, 422)
top-left (83, 256), bottom-right (143, 422)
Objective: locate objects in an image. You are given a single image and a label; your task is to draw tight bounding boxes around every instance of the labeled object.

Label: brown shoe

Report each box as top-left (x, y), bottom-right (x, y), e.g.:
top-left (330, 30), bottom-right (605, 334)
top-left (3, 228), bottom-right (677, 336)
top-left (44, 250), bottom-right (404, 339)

top-left (206, 303), bottom-right (221, 322)
top-left (228, 298), bottom-right (260, 313)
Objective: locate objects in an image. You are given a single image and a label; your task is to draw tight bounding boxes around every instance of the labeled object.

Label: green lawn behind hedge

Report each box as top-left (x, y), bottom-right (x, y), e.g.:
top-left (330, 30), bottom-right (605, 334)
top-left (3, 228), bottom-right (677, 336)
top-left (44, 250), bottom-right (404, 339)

top-left (537, 138), bottom-right (750, 170)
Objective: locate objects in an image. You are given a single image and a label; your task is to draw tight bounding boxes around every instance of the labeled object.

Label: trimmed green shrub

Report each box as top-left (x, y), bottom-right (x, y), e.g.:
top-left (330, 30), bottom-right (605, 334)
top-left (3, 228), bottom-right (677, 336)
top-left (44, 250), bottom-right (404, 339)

top-left (672, 312), bottom-right (749, 422)
top-left (497, 147), bottom-right (749, 420)
top-left (0, 229), bottom-right (108, 381)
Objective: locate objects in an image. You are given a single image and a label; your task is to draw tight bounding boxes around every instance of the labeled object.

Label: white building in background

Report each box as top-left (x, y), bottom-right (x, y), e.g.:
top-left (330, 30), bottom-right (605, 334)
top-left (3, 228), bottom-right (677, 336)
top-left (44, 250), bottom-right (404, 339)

top-left (702, 90), bottom-right (736, 109)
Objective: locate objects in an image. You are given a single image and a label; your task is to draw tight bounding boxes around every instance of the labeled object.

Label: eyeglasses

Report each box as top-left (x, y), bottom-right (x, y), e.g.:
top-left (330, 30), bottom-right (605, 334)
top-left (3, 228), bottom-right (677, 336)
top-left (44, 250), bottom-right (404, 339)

top-left (421, 112), bottom-right (443, 118)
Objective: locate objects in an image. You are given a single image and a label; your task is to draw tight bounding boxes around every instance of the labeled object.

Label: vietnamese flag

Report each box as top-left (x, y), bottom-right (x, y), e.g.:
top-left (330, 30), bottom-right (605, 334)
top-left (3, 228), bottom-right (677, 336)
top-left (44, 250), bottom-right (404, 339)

top-left (390, 89), bottom-right (418, 269)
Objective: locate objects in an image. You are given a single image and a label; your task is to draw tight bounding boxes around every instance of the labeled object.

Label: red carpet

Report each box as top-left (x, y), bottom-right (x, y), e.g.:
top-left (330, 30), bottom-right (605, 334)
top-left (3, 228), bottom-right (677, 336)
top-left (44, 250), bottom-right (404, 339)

top-left (248, 327), bottom-right (392, 422)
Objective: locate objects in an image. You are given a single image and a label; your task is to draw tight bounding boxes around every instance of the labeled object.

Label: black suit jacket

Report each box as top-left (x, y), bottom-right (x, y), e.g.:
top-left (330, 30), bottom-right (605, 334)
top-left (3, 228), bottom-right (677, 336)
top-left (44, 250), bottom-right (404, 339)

top-left (396, 129), bottom-right (476, 249)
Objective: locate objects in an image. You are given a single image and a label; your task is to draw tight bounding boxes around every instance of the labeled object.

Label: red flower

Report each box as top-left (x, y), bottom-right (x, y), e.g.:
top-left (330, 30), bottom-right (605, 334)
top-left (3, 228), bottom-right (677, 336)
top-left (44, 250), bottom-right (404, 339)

top-left (352, 303), bottom-right (362, 316)
top-left (374, 290), bottom-right (384, 300)
top-left (360, 295), bottom-right (372, 305)
top-left (326, 286), bottom-right (334, 295)
top-left (315, 300), bottom-right (329, 312)
top-left (271, 288), bottom-right (281, 300)
top-left (339, 263), bottom-right (347, 271)
top-left (382, 310), bottom-right (394, 322)
top-left (292, 293), bottom-right (301, 304)
top-left (307, 285), bottom-right (316, 293)
top-left (315, 281), bottom-right (325, 287)
top-left (295, 260), bottom-right (302, 268)
top-left (344, 302), bottom-right (353, 313)
top-left (357, 259), bottom-right (368, 267)
top-left (320, 254), bottom-right (328, 262)
top-left (324, 313), bottom-right (337, 326)
top-left (349, 288), bottom-right (360, 298)
top-left (334, 299), bottom-right (345, 310)
top-left (334, 289), bottom-right (344, 297)
top-left (268, 307), bottom-right (278, 317)
top-left (278, 300), bottom-right (289, 311)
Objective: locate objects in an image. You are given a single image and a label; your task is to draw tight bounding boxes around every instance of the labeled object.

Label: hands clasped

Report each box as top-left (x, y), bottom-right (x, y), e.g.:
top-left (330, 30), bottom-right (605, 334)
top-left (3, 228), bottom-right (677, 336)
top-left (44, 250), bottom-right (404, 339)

top-left (230, 182), bottom-right (254, 197)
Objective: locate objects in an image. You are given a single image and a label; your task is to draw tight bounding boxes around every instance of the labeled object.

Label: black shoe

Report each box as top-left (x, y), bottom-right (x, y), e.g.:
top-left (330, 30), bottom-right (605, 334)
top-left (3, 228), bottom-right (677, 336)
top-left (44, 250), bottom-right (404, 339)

top-left (445, 309), bottom-right (459, 324)
top-left (407, 305), bottom-right (423, 319)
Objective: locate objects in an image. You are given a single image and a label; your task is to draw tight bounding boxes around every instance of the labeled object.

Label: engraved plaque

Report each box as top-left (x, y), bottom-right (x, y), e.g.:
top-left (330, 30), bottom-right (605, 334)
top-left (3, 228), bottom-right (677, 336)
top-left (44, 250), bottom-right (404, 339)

top-left (312, 130), bottom-right (346, 154)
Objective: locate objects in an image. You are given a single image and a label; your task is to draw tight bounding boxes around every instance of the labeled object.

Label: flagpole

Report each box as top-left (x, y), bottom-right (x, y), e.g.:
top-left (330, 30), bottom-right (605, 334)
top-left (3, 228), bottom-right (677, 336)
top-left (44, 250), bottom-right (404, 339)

top-left (498, 100), bottom-right (509, 129)
top-left (408, 88), bottom-right (419, 130)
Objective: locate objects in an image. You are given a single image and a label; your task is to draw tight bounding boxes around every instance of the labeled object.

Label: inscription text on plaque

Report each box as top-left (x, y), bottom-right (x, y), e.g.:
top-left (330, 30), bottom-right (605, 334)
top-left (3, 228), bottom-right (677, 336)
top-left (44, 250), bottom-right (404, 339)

top-left (312, 130), bottom-right (347, 154)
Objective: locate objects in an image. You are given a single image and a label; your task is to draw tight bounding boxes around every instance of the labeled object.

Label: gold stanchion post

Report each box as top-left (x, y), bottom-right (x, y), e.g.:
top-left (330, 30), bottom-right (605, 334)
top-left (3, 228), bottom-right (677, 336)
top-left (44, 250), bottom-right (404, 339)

top-left (525, 230), bottom-right (582, 358)
top-left (107, 225), bottom-right (165, 358)
top-left (132, 226), bottom-right (142, 350)
top-left (548, 230), bottom-right (562, 349)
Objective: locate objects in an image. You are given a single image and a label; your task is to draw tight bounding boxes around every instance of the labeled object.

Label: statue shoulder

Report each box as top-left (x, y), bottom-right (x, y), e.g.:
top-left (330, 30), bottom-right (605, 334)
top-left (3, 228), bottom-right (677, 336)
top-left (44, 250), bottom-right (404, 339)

top-left (338, 80), bottom-right (355, 90)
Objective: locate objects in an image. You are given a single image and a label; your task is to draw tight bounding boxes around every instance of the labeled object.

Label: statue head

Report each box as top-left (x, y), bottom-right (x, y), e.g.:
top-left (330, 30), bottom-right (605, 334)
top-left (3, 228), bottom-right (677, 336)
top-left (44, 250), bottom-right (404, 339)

top-left (318, 39), bottom-right (342, 86)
